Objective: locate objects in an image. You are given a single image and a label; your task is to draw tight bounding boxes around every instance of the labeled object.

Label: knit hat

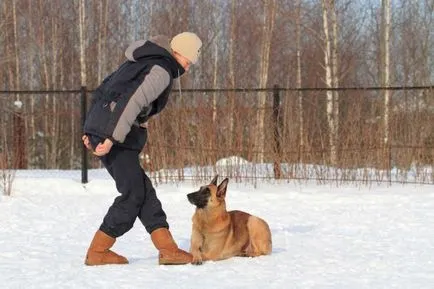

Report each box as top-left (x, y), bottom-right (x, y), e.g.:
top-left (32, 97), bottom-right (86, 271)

top-left (170, 32), bottom-right (202, 64)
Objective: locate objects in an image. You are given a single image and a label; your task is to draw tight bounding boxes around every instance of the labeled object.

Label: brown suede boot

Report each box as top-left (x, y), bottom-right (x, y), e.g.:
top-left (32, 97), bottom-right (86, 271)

top-left (150, 228), bottom-right (192, 265)
top-left (85, 230), bottom-right (129, 266)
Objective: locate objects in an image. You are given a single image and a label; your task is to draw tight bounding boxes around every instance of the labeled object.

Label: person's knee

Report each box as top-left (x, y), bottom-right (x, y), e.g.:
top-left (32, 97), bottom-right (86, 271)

top-left (130, 192), bottom-right (146, 207)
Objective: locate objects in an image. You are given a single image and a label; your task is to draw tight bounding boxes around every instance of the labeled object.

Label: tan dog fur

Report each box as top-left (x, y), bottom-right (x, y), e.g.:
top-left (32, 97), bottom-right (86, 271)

top-left (187, 176), bottom-right (272, 265)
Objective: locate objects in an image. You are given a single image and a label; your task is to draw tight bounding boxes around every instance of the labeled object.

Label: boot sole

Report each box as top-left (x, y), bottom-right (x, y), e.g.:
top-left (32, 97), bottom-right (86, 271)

top-left (85, 261), bottom-right (129, 266)
top-left (159, 259), bottom-right (190, 265)
top-left (85, 257), bottom-right (129, 266)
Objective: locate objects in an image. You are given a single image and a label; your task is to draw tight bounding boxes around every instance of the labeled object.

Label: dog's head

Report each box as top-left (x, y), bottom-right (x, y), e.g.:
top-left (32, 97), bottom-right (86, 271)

top-left (187, 175), bottom-right (228, 209)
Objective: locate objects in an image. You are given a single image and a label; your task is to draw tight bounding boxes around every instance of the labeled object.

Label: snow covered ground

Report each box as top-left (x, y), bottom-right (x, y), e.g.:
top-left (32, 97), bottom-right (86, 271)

top-left (1, 168), bottom-right (434, 289)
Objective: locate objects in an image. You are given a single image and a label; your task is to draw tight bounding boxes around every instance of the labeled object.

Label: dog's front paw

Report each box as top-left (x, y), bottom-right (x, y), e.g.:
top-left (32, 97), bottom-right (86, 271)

top-left (192, 255), bottom-right (203, 265)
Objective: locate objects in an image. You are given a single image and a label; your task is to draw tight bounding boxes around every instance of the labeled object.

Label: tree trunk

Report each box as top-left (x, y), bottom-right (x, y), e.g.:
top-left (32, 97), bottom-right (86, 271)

top-left (212, 43), bottom-right (218, 124)
top-left (12, 0), bottom-right (20, 98)
top-left (330, 0), bottom-right (340, 165)
top-left (12, 0), bottom-right (27, 169)
top-left (49, 3), bottom-right (59, 168)
top-left (211, 41), bottom-right (218, 157)
top-left (97, 1), bottom-right (103, 84)
top-left (256, 0), bottom-right (276, 163)
top-left (36, 0), bottom-right (50, 168)
top-left (295, 0), bottom-right (304, 163)
top-left (69, 52), bottom-right (77, 168)
top-left (382, 0), bottom-right (391, 147)
top-left (101, 0), bottom-right (108, 83)
top-left (322, 0), bottom-right (337, 165)
top-left (79, 0), bottom-right (87, 86)
top-left (228, 0), bottom-right (236, 150)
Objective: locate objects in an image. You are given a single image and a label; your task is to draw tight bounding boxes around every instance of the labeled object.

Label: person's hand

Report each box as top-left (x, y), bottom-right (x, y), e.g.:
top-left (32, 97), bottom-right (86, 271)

top-left (139, 121), bottom-right (148, 129)
top-left (82, 135), bottom-right (93, 151)
top-left (94, 138), bottom-right (113, 156)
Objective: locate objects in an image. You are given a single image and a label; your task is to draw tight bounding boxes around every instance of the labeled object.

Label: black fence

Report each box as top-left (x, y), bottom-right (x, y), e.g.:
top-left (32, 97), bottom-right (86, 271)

top-left (0, 85), bottom-right (433, 185)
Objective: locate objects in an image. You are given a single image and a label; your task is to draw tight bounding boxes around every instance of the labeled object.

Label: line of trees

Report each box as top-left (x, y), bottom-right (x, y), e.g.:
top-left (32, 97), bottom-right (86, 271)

top-left (0, 0), bottom-right (433, 173)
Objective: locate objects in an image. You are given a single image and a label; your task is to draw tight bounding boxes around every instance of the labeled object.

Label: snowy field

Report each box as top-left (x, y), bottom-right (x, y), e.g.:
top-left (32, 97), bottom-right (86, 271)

top-left (1, 168), bottom-right (434, 289)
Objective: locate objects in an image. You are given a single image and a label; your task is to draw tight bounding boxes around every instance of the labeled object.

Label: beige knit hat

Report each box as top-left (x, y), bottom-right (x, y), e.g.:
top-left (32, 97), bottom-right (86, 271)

top-left (170, 32), bottom-right (202, 64)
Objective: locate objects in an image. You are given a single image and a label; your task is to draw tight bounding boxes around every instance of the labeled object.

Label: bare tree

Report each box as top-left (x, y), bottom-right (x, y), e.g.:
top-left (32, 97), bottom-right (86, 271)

top-left (322, 0), bottom-right (339, 165)
top-left (330, 0), bottom-right (340, 151)
top-left (11, 0), bottom-right (27, 169)
top-left (212, 42), bottom-right (219, 124)
top-left (96, 0), bottom-right (108, 84)
top-left (295, 0), bottom-right (304, 162)
top-left (79, 0), bottom-right (87, 86)
top-left (12, 0), bottom-right (20, 97)
top-left (0, 1), bottom-right (16, 195)
top-left (26, 0), bottom-right (37, 164)
top-left (256, 0), bottom-right (276, 163)
top-left (381, 0), bottom-right (391, 148)
top-left (227, 0), bottom-right (237, 149)
top-left (0, 0), bottom-right (432, 185)
top-left (0, 2), bottom-right (7, 65)
top-left (0, 150), bottom-right (16, 197)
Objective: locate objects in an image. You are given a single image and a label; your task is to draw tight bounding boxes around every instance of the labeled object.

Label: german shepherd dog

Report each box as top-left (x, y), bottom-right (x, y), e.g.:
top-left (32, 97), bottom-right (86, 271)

top-left (187, 175), bottom-right (272, 265)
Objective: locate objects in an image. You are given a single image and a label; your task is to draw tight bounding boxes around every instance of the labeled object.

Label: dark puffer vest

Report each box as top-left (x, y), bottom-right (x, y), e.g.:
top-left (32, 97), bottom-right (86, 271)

top-left (84, 39), bottom-right (184, 150)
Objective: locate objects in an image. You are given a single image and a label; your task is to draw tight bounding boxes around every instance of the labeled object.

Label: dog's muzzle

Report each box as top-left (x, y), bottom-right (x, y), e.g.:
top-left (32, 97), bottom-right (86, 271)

top-left (187, 190), bottom-right (210, 209)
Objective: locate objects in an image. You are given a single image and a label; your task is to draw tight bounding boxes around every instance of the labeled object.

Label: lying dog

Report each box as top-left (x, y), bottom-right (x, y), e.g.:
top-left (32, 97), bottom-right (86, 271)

top-left (187, 175), bottom-right (272, 265)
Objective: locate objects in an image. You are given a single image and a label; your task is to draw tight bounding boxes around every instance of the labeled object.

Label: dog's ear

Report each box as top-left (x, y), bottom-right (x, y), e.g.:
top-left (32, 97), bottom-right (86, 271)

top-left (217, 178), bottom-right (229, 199)
top-left (210, 175), bottom-right (219, 186)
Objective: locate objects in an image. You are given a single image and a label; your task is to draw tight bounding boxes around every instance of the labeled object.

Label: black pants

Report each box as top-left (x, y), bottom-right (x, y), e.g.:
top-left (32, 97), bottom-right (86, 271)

top-left (90, 137), bottom-right (169, 238)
